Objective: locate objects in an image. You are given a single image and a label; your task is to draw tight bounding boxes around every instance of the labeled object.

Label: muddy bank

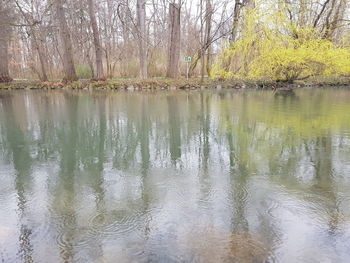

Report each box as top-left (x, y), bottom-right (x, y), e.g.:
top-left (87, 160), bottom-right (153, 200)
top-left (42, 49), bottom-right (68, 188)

top-left (0, 78), bottom-right (349, 91)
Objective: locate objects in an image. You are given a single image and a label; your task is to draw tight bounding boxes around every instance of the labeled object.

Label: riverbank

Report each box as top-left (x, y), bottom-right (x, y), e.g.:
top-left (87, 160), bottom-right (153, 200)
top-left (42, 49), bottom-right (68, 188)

top-left (0, 77), bottom-right (349, 91)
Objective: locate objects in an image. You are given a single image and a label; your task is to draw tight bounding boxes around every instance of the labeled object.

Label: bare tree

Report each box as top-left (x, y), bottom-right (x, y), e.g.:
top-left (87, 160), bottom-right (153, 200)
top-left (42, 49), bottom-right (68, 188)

top-left (203, 0), bottom-right (212, 79)
top-left (230, 1), bottom-right (242, 42)
top-left (323, 0), bottom-right (347, 39)
top-left (0, 1), bottom-right (12, 82)
top-left (54, 0), bottom-right (78, 81)
top-left (14, 0), bottom-right (49, 81)
top-left (282, 0), bottom-right (347, 40)
top-left (87, 0), bottom-right (104, 79)
top-left (230, 0), bottom-right (254, 42)
top-left (188, 0), bottom-right (228, 78)
top-left (137, 0), bottom-right (147, 79)
top-left (166, 3), bottom-right (181, 78)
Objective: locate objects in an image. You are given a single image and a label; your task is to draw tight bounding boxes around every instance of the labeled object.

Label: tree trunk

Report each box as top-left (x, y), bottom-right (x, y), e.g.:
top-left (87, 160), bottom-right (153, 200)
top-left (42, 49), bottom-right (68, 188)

top-left (54, 0), bottom-right (78, 82)
top-left (87, 0), bottom-right (104, 79)
top-left (230, 0), bottom-right (254, 42)
top-left (166, 3), bottom-right (181, 78)
top-left (137, 0), bottom-right (147, 79)
top-left (201, 0), bottom-right (212, 82)
top-left (32, 29), bottom-right (49, 82)
top-left (324, 0), bottom-right (346, 40)
top-left (230, 1), bottom-right (241, 42)
top-left (106, 0), bottom-right (115, 78)
top-left (206, 46), bottom-right (211, 76)
top-left (14, 1), bottom-right (48, 82)
top-left (0, 3), bottom-right (11, 83)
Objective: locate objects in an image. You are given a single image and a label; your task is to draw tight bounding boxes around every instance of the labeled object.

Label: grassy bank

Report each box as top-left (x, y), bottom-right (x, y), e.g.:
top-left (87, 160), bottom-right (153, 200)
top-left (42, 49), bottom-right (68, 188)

top-left (0, 77), bottom-right (349, 91)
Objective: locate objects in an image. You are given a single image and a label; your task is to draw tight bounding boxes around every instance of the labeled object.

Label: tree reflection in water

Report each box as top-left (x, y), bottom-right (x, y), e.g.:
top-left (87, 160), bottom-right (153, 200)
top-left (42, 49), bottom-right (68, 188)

top-left (0, 88), bottom-right (349, 262)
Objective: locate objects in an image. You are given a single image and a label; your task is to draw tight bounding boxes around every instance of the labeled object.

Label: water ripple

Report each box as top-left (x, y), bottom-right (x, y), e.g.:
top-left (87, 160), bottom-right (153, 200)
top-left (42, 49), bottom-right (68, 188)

top-left (88, 208), bottom-right (149, 238)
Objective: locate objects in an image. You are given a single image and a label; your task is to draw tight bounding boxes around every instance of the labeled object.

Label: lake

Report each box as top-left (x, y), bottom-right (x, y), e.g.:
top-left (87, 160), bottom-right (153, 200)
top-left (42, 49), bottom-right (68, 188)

top-left (0, 88), bottom-right (350, 262)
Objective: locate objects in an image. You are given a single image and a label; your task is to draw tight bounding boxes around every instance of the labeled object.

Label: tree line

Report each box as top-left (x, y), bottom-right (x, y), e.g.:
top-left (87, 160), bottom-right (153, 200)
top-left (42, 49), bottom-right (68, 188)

top-left (0, 0), bottom-right (349, 83)
top-left (0, 0), bottom-right (234, 82)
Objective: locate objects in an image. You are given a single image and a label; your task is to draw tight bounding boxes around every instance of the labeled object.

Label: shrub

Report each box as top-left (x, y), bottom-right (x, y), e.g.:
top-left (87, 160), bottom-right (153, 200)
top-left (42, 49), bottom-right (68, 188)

top-left (211, 7), bottom-right (350, 82)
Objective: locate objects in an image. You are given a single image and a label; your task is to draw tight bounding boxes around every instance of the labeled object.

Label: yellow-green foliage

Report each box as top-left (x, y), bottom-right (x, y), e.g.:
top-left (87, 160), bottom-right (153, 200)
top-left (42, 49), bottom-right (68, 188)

top-left (212, 4), bottom-right (350, 82)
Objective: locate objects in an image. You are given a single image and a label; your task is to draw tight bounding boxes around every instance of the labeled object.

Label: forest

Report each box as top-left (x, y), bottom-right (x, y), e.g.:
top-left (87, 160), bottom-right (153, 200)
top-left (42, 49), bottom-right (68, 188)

top-left (1, 0), bottom-right (350, 84)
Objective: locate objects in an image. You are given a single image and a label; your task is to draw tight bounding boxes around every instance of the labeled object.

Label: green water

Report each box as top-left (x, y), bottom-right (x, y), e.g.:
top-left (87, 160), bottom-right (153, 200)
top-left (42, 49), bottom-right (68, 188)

top-left (0, 88), bottom-right (350, 262)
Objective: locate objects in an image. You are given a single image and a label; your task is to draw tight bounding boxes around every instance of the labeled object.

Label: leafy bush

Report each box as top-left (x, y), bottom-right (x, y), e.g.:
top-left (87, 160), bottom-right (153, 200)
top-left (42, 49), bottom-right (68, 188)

top-left (211, 7), bottom-right (350, 82)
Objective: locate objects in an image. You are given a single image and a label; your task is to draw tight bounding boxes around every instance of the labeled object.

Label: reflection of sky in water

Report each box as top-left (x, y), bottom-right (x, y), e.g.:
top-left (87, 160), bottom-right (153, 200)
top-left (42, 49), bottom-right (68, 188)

top-left (0, 88), bottom-right (349, 262)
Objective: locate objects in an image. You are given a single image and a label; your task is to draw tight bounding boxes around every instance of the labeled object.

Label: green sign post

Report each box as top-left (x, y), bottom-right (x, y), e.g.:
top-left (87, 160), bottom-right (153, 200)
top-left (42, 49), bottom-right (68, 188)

top-left (184, 56), bottom-right (192, 63)
top-left (184, 56), bottom-right (192, 79)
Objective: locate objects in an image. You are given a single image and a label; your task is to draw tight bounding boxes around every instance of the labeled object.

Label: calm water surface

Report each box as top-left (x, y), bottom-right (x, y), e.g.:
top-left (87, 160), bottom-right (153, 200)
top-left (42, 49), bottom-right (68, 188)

top-left (0, 88), bottom-right (350, 263)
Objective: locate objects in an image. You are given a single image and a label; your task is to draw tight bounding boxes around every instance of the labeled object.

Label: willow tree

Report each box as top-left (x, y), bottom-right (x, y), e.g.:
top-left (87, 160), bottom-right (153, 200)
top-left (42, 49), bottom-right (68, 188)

top-left (212, 0), bottom-right (350, 82)
top-left (230, 0), bottom-right (254, 42)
